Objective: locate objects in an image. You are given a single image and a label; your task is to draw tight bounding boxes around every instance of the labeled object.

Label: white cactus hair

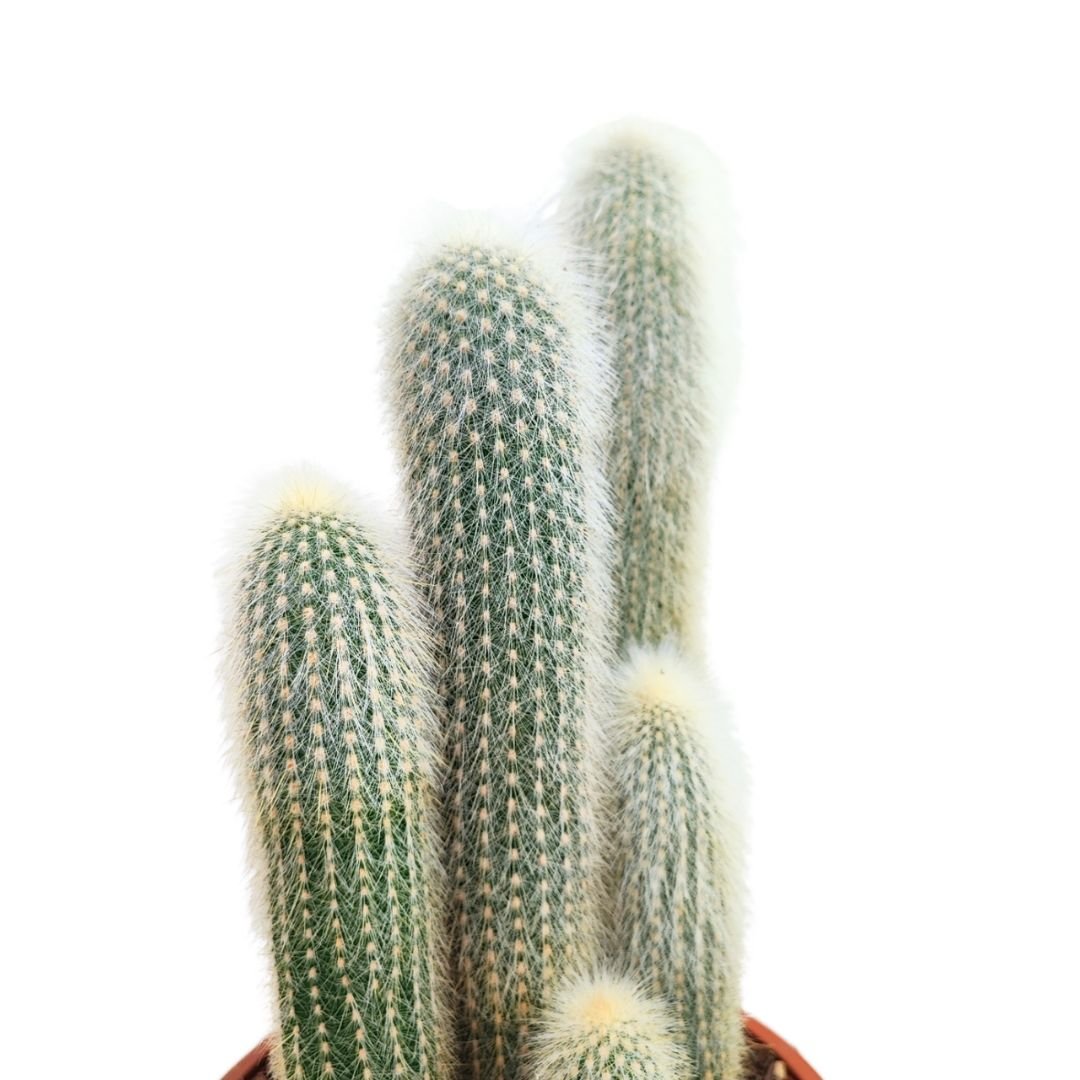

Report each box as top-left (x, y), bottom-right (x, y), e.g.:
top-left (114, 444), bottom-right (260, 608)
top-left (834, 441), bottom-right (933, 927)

top-left (532, 969), bottom-right (690, 1080)
top-left (222, 463), bottom-right (413, 574)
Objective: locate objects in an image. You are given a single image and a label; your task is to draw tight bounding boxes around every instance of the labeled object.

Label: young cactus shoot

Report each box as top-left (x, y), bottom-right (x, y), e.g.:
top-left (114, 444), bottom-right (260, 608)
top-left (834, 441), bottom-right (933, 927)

top-left (532, 971), bottom-right (689, 1080)
top-left (611, 642), bottom-right (747, 1080)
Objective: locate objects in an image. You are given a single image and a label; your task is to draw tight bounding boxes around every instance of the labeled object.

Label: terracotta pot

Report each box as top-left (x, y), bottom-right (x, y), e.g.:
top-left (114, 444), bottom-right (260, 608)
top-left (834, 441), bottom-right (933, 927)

top-left (221, 1018), bottom-right (821, 1080)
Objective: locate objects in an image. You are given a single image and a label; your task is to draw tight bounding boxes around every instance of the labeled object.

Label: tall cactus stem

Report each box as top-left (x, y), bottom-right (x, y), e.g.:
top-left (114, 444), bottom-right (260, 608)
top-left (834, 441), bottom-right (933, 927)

top-left (226, 470), bottom-right (451, 1080)
top-left (562, 120), bottom-right (739, 654)
top-left (611, 642), bottom-right (747, 1080)
top-left (386, 219), bottom-right (612, 1080)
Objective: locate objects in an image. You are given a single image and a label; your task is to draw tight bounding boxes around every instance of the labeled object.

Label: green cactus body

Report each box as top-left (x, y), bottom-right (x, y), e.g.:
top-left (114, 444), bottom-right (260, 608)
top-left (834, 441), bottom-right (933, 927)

top-left (532, 972), bottom-right (688, 1080)
top-left (387, 227), bottom-right (609, 1080)
top-left (612, 644), bottom-right (746, 1080)
top-left (563, 122), bottom-right (737, 653)
top-left (229, 481), bottom-right (449, 1080)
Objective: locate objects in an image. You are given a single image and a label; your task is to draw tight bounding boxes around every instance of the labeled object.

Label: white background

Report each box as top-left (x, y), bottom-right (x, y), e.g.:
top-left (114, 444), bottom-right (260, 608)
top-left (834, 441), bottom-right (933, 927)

top-left (2, 3), bottom-right (1078, 1078)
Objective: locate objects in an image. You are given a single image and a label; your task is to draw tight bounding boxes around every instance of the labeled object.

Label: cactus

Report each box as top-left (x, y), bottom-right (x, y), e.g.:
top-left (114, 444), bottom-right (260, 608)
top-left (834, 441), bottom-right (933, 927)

top-left (227, 474), bottom-right (451, 1080)
top-left (532, 971), bottom-right (689, 1080)
top-left (220, 119), bottom-right (765, 1080)
top-left (562, 120), bottom-right (738, 653)
top-left (385, 223), bottom-right (611, 1080)
top-left (610, 643), bottom-right (747, 1080)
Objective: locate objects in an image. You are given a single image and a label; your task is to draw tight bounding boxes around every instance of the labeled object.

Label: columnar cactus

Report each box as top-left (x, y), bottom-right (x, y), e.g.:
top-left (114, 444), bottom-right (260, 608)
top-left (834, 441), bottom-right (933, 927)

top-left (221, 119), bottom-right (768, 1080)
top-left (386, 224), bottom-right (611, 1080)
top-left (562, 121), bottom-right (738, 653)
top-left (532, 972), bottom-right (689, 1080)
top-left (611, 643), bottom-right (747, 1080)
top-left (227, 475), bottom-right (451, 1080)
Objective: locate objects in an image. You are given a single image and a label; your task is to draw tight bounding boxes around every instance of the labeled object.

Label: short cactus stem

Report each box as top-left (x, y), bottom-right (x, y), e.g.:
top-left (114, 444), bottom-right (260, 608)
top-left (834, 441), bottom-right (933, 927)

top-left (563, 120), bottom-right (738, 653)
top-left (228, 475), bottom-right (450, 1080)
top-left (386, 224), bottom-right (611, 1080)
top-left (611, 643), bottom-right (747, 1080)
top-left (532, 971), bottom-right (689, 1080)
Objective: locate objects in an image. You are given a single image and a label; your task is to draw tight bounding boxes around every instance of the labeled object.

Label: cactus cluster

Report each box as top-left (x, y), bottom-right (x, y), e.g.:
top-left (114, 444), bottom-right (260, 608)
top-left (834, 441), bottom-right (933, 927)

top-left (224, 120), bottom-right (747, 1080)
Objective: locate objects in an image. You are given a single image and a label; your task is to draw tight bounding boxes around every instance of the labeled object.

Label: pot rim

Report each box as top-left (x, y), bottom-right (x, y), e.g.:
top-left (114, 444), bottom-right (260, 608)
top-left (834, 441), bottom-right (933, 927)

top-left (743, 1015), bottom-right (822, 1080)
top-left (220, 1016), bottom-right (821, 1080)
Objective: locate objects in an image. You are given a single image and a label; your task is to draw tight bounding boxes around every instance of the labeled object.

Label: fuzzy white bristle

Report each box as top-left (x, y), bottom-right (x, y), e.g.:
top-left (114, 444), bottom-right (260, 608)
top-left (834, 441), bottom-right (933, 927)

top-left (260, 465), bottom-right (351, 516)
top-left (619, 640), bottom-right (709, 717)
top-left (553, 973), bottom-right (670, 1036)
top-left (219, 465), bottom-right (414, 587)
top-left (533, 971), bottom-right (689, 1080)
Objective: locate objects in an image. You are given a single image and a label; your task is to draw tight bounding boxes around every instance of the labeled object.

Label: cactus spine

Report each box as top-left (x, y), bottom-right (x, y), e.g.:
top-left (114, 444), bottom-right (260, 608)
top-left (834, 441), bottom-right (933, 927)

top-left (610, 643), bottom-right (746, 1080)
top-left (532, 972), bottom-right (689, 1080)
top-left (386, 226), bottom-right (610, 1080)
top-left (562, 121), bottom-right (738, 653)
top-left (228, 476), bottom-right (450, 1080)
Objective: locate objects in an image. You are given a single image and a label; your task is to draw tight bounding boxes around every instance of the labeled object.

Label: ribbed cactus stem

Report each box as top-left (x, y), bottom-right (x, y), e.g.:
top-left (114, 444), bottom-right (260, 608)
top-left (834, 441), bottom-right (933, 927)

top-left (387, 224), bottom-right (610, 1080)
top-left (563, 120), bottom-right (738, 653)
top-left (228, 474), bottom-right (450, 1080)
top-left (532, 972), bottom-right (689, 1080)
top-left (611, 643), bottom-right (747, 1080)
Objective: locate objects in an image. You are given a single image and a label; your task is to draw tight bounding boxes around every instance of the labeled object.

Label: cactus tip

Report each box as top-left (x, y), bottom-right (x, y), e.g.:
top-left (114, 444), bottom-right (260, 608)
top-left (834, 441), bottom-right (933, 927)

top-left (574, 983), bottom-right (639, 1030)
top-left (620, 641), bottom-right (704, 716)
top-left (533, 971), bottom-right (690, 1080)
top-left (546, 971), bottom-right (673, 1039)
top-left (261, 465), bottom-right (350, 517)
